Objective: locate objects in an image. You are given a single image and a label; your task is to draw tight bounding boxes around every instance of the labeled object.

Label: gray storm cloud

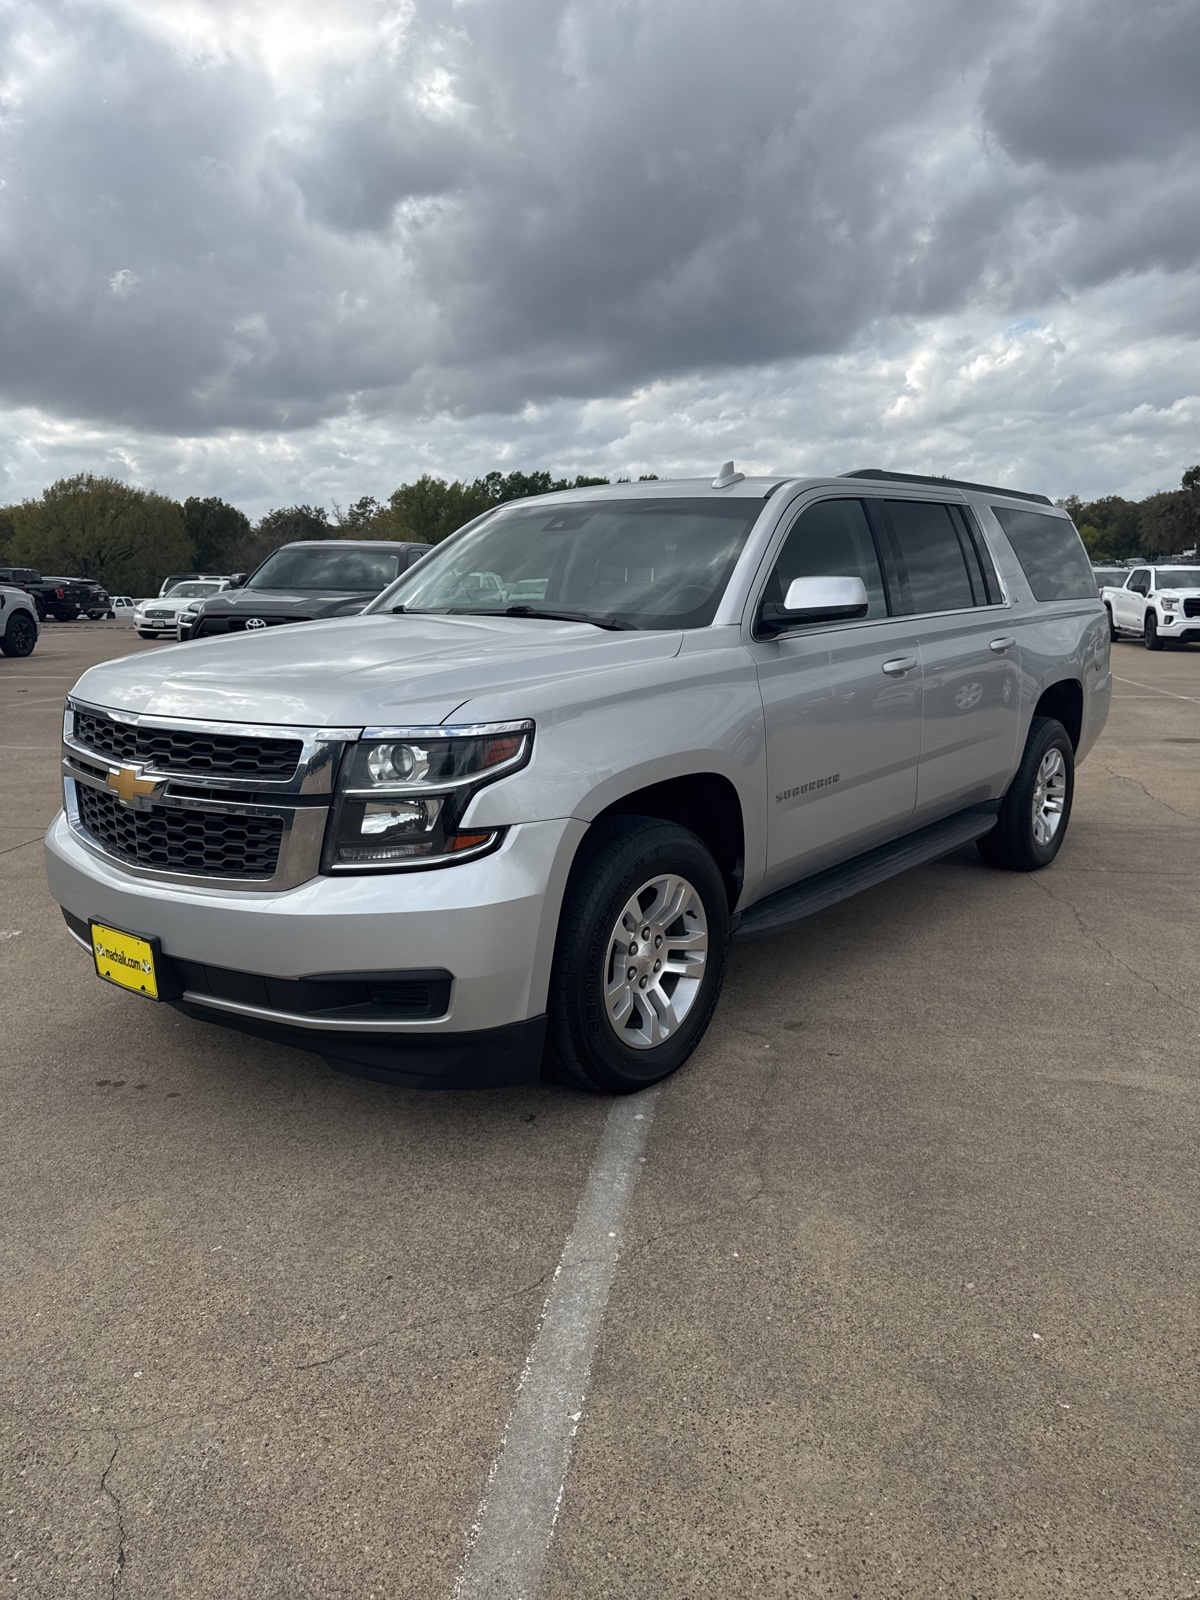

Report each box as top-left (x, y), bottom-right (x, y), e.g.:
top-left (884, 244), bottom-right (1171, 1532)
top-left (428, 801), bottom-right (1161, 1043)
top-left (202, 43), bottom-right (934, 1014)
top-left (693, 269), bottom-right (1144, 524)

top-left (1, 0), bottom-right (1197, 440)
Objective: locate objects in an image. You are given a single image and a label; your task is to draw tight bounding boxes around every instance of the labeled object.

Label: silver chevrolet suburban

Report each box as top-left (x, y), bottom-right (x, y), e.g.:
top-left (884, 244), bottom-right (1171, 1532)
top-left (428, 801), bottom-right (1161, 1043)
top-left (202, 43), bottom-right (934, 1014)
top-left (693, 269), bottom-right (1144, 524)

top-left (45, 468), bottom-right (1110, 1094)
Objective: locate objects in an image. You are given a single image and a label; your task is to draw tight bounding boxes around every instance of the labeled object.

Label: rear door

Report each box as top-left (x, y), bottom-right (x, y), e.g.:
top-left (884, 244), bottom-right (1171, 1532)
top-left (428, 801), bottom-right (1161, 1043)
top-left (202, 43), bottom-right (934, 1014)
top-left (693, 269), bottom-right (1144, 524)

top-left (876, 497), bottom-right (1021, 825)
top-left (745, 495), bottom-right (924, 895)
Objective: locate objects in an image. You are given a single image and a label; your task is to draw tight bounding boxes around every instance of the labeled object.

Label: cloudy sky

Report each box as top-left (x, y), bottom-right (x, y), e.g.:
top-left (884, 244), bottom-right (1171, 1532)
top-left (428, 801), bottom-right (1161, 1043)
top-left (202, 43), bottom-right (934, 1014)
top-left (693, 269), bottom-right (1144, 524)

top-left (1, 0), bottom-right (1198, 516)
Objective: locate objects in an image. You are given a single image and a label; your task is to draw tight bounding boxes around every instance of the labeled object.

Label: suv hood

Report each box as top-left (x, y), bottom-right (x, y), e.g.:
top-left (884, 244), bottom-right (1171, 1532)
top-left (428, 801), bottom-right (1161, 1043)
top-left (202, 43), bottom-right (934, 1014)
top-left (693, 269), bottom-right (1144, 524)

top-left (72, 613), bottom-right (685, 727)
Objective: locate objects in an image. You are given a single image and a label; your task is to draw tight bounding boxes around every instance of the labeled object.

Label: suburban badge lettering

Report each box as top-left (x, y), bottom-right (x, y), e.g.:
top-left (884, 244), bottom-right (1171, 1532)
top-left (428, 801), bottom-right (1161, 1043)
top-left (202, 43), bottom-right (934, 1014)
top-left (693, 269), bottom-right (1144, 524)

top-left (776, 772), bottom-right (840, 803)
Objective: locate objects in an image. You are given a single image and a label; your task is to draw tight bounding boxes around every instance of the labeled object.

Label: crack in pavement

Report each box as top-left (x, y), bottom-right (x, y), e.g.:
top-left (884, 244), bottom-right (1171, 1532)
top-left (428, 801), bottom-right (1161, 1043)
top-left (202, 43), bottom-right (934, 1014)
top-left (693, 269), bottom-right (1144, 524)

top-left (0, 836), bottom-right (44, 858)
top-left (15, 1265), bottom-right (568, 1444)
top-left (99, 1440), bottom-right (126, 1598)
top-left (1093, 761), bottom-right (1200, 824)
top-left (293, 1263), bottom-right (561, 1372)
top-left (1029, 876), bottom-right (1198, 1020)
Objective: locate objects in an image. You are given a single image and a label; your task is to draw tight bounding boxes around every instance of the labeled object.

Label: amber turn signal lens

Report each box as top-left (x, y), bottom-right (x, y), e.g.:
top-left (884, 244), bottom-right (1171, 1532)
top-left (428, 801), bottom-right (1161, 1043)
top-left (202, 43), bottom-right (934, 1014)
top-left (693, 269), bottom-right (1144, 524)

top-left (448, 831), bottom-right (492, 852)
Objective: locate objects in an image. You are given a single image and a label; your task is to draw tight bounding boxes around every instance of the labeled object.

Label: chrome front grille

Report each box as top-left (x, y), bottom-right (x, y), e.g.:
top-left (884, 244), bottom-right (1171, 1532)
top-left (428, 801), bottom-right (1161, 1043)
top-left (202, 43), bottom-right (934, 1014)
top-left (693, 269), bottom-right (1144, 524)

top-left (72, 708), bottom-right (303, 779)
top-left (77, 785), bottom-right (284, 878)
top-left (63, 700), bottom-right (360, 891)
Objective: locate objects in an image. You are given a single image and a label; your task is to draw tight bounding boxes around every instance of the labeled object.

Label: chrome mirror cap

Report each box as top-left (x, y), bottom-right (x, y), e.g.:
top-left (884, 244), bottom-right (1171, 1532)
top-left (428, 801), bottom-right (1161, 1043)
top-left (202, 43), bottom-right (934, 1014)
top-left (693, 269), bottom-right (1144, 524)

top-left (782, 575), bottom-right (869, 611)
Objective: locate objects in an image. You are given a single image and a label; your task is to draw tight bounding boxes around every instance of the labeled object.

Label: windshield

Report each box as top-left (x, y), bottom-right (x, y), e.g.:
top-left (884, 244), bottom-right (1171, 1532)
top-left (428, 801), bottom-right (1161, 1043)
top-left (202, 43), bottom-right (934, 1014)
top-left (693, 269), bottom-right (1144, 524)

top-left (170, 582), bottom-right (222, 599)
top-left (1156, 569), bottom-right (1200, 589)
top-left (247, 546), bottom-right (402, 593)
top-left (371, 498), bottom-right (763, 629)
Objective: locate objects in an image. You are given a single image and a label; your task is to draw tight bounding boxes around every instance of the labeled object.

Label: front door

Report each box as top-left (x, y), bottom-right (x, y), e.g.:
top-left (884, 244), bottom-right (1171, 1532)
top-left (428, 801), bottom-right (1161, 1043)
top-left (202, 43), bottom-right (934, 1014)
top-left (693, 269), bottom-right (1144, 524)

top-left (745, 496), bottom-right (924, 897)
top-left (1116, 569), bottom-right (1149, 630)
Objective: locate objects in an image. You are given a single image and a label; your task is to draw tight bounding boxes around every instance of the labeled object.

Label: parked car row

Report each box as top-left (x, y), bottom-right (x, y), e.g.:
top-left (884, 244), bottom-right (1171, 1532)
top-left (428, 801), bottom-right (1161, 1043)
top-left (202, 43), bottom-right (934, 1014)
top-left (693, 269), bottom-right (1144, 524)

top-left (0, 566), bottom-right (112, 621)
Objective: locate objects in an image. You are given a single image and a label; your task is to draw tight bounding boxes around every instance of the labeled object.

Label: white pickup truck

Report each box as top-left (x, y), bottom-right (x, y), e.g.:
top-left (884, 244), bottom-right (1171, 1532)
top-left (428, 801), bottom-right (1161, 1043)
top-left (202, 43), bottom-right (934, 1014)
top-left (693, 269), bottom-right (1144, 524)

top-left (1101, 565), bottom-right (1200, 650)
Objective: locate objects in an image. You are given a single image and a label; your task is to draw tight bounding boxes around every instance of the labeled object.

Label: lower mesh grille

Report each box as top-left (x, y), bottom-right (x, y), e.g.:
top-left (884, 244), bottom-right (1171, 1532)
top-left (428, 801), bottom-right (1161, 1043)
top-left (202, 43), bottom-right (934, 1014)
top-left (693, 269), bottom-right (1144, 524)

top-left (76, 785), bottom-right (284, 878)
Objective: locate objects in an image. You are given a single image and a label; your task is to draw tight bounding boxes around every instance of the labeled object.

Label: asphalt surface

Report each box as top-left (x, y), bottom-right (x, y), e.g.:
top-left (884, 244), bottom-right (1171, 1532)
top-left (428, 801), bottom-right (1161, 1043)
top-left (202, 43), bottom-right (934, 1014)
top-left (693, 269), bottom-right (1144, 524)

top-left (2, 622), bottom-right (1197, 1599)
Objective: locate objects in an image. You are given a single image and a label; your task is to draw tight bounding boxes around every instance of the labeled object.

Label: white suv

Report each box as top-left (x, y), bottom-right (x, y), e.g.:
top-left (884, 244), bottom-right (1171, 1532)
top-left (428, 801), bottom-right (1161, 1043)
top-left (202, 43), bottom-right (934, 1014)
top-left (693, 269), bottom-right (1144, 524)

top-left (46, 469), bottom-right (1110, 1094)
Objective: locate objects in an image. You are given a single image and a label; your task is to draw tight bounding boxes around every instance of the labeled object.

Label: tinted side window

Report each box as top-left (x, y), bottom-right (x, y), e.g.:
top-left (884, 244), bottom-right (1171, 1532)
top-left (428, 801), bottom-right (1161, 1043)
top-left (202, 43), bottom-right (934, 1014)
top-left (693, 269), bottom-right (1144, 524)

top-left (884, 500), bottom-right (974, 613)
top-left (1128, 568), bottom-right (1150, 595)
top-left (766, 498), bottom-right (888, 621)
top-left (992, 506), bottom-right (1098, 601)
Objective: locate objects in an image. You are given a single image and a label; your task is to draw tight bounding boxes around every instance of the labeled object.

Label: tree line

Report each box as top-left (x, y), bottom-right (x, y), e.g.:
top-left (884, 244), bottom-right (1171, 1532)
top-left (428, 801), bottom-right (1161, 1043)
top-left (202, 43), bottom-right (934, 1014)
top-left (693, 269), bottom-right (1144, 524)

top-left (1059, 465), bottom-right (1199, 562)
top-left (0, 462), bottom-right (1195, 596)
top-left (0, 469), bottom-right (646, 595)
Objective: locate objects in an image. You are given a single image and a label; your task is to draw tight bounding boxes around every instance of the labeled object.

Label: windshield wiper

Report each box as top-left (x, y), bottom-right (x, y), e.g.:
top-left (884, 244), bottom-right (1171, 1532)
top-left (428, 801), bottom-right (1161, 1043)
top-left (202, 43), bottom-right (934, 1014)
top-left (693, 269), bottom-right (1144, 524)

top-left (500, 605), bottom-right (635, 630)
top-left (422, 605), bottom-right (635, 631)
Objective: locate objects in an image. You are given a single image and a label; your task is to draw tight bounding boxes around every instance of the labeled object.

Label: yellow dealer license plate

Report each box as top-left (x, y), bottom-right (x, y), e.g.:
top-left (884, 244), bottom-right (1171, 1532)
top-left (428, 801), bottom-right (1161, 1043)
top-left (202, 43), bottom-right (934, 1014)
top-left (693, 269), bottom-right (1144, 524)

top-left (90, 922), bottom-right (160, 1000)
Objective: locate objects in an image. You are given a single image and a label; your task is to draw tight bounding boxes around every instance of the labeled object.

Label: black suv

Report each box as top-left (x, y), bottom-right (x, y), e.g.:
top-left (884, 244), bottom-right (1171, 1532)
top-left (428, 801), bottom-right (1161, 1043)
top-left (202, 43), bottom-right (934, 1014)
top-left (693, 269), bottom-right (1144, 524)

top-left (182, 541), bottom-right (429, 640)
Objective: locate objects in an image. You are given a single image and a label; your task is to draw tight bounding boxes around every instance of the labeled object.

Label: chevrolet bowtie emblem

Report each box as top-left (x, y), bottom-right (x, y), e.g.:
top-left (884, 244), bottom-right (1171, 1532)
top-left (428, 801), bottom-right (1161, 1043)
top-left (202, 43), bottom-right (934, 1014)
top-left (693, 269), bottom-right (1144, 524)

top-left (106, 765), bottom-right (159, 807)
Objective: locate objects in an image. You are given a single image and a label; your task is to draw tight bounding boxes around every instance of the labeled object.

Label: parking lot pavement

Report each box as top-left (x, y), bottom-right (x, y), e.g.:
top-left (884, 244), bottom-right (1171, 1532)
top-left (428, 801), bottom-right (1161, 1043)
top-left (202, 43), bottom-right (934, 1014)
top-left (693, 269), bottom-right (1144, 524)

top-left (2, 627), bottom-right (1198, 1600)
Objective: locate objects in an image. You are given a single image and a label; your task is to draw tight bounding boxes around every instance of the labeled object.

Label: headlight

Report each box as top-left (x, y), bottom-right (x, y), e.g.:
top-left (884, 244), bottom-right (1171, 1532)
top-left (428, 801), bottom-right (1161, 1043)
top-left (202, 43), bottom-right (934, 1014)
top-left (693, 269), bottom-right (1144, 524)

top-left (323, 721), bottom-right (533, 871)
top-left (1161, 596), bottom-right (1178, 610)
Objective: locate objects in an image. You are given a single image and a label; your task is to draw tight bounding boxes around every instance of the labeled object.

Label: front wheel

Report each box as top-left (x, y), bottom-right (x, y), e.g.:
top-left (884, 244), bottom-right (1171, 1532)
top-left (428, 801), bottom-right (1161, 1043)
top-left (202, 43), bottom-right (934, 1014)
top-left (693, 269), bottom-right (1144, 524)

top-left (1144, 612), bottom-right (1163, 650)
top-left (978, 716), bottom-right (1075, 872)
top-left (0, 611), bottom-right (37, 657)
top-left (546, 816), bottom-right (729, 1093)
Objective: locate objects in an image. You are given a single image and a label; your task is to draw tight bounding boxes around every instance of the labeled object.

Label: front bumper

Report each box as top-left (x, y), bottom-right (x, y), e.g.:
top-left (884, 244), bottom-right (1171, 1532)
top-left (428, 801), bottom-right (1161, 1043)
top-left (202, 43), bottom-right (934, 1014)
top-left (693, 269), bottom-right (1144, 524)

top-left (1156, 612), bottom-right (1200, 640)
top-left (46, 811), bottom-right (586, 1087)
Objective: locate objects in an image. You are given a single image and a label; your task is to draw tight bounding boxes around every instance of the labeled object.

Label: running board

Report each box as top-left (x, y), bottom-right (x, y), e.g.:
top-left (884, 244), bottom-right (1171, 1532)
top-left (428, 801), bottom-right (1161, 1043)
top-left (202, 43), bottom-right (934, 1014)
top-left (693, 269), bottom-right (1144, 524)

top-left (733, 806), bottom-right (998, 942)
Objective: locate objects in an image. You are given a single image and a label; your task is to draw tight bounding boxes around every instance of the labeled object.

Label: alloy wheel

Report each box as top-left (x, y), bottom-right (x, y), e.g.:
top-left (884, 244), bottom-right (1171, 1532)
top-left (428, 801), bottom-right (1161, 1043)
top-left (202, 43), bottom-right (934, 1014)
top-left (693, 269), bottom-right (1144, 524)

top-left (601, 873), bottom-right (708, 1050)
top-left (1031, 748), bottom-right (1067, 846)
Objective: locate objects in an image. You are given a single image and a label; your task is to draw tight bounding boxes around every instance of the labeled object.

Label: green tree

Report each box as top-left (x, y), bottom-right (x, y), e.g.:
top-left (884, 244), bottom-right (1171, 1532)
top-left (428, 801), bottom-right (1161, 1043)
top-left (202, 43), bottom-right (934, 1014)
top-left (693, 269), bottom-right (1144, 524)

top-left (0, 506), bottom-right (16, 560)
top-left (387, 475), bottom-right (491, 545)
top-left (7, 474), bottom-right (194, 594)
top-left (237, 504), bottom-right (331, 570)
top-left (386, 470), bottom-right (613, 546)
top-left (183, 496), bottom-right (252, 571)
top-left (1068, 495), bottom-right (1142, 560)
top-left (1138, 489), bottom-right (1196, 559)
top-left (331, 496), bottom-right (408, 538)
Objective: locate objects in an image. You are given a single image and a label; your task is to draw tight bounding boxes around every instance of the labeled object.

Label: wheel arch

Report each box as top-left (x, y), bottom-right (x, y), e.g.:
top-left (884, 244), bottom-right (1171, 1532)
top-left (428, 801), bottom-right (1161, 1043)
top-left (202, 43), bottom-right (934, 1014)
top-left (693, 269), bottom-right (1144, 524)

top-left (587, 772), bottom-right (746, 912)
top-left (1032, 678), bottom-right (1083, 751)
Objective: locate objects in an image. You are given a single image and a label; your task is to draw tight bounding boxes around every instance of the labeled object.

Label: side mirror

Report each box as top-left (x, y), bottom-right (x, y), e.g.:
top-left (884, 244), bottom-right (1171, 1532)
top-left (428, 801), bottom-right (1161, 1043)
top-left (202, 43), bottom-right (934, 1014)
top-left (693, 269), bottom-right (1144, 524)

top-left (228, 573), bottom-right (247, 588)
top-left (759, 575), bottom-right (870, 637)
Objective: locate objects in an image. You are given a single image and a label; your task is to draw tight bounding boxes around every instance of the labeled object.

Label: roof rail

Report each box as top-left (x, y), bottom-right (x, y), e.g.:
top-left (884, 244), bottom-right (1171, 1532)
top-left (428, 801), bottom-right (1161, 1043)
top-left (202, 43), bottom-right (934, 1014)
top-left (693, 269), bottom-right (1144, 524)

top-left (840, 468), bottom-right (1052, 507)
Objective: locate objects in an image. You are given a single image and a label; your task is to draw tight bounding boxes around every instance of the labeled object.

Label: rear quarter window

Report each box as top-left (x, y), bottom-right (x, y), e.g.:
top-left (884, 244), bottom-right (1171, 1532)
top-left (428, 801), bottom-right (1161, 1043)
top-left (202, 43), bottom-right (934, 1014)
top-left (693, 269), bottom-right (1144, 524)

top-left (991, 506), bottom-right (1098, 602)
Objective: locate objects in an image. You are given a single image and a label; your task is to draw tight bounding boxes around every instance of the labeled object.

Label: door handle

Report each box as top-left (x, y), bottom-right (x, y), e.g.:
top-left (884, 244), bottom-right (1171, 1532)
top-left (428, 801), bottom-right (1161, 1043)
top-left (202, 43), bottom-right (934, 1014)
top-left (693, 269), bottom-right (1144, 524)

top-left (989, 636), bottom-right (1016, 653)
top-left (881, 656), bottom-right (917, 677)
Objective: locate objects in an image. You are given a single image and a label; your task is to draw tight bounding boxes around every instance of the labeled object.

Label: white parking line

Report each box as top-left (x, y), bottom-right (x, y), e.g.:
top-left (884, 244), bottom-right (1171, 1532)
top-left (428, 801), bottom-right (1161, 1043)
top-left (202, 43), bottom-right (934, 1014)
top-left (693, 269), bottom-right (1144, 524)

top-left (1112, 674), bottom-right (1200, 704)
top-left (453, 1089), bottom-right (659, 1600)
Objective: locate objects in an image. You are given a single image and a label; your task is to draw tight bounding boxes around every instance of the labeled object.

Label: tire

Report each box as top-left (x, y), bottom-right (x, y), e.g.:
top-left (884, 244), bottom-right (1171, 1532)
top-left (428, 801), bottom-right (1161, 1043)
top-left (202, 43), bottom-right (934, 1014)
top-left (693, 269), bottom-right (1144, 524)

top-left (0, 611), bottom-right (37, 658)
top-left (546, 816), bottom-right (730, 1094)
top-left (977, 716), bottom-right (1074, 873)
top-left (1104, 605), bottom-right (1117, 642)
top-left (1144, 611), bottom-right (1163, 650)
